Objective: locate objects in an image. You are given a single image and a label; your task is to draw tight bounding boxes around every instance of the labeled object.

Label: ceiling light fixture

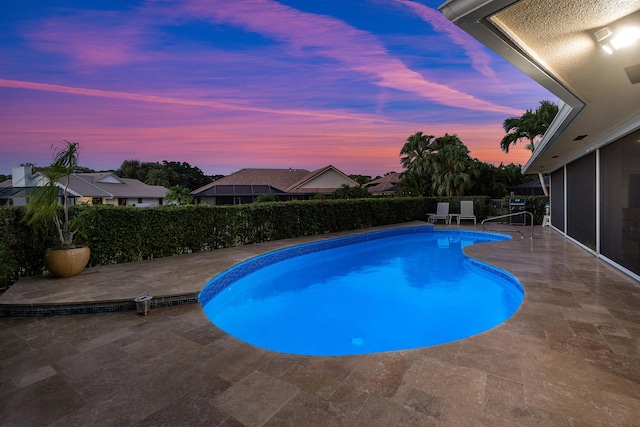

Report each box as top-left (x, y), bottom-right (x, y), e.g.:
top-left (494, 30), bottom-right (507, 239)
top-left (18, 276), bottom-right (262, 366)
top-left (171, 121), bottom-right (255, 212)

top-left (611, 27), bottom-right (640, 49)
top-left (595, 24), bottom-right (640, 55)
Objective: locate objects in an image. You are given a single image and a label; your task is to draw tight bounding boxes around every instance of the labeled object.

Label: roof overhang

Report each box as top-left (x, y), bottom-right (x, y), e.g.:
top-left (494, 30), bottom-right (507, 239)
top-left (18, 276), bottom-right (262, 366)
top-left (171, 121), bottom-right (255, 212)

top-left (193, 185), bottom-right (286, 197)
top-left (439, 0), bottom-right (640, 174)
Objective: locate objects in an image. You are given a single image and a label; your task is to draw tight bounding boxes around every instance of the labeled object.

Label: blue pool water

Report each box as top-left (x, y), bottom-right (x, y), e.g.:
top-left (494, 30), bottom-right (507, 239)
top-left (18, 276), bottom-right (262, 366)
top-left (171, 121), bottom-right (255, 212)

top-left (200, 227), bottom-right (524, 356)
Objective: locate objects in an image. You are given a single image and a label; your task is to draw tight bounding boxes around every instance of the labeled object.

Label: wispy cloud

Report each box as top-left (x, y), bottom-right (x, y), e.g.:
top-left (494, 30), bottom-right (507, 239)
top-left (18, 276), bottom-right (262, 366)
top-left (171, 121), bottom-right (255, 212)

top-left (391, 0), bottom-right (497, 79)
top-left (23, 11), bottom-right (152, 67)
top-left (15, 0), bottom-right (519, 115)
top-left (176, 0), bottom-right (518, 115)
top-left (0, 78), bottom-right (408, 123)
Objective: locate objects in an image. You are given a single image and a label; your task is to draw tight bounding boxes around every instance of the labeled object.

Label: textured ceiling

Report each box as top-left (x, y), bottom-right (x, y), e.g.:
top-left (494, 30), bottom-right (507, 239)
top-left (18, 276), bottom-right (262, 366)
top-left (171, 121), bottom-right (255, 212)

top-left (492, 0), bottom-right (640, 172)
top-left (494, 0), bottom-right (640, 81)
top-left (442, 0), bottom-right (640, 173)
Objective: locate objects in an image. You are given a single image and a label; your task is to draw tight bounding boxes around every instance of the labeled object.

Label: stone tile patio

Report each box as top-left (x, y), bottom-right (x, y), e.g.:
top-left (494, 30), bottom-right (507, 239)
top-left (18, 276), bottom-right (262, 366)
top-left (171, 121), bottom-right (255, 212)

top-left (1, 222), bottom-right (640, 426)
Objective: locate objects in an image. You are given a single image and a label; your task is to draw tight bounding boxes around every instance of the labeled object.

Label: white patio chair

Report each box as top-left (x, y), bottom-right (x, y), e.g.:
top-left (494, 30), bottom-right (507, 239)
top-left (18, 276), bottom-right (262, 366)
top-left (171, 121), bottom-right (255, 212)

top-left (428, 202), bottom-right (450, 224)
top-left (458, 200), bottom-right (476, 225)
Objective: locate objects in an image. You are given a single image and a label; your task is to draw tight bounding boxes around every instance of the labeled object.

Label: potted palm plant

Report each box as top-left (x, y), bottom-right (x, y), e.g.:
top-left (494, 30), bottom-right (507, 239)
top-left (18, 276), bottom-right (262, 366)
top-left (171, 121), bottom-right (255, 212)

top-left (23, 140), bottom-right (90, 277)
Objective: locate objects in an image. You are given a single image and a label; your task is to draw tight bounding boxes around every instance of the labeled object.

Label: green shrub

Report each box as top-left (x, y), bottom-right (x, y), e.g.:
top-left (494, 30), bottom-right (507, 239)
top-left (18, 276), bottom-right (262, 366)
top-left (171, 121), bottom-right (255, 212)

top-left (0, 207), bottom-right (46, 293)
top-left (254, 194), bottom-right (279, 203)
top-left (0, 196), bottom-right (496, 292)
top-left (329, 185), bottom-right (371, 199)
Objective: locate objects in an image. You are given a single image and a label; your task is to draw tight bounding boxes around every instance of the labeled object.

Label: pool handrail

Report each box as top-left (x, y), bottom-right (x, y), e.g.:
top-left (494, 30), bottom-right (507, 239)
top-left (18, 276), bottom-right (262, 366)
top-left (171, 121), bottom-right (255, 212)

top-left (481, 211), bottom-right (534, 239)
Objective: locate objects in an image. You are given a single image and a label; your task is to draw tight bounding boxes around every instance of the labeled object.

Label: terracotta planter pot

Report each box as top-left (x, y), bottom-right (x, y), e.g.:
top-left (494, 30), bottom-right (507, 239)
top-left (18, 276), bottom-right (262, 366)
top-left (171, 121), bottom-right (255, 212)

top-left (45, 247), bottom-right (91, 278)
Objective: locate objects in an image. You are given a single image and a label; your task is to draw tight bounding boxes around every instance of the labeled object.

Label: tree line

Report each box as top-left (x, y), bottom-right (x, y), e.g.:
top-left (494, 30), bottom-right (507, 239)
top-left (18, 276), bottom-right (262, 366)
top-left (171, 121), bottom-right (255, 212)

top-left (114, 160), bottom-right (222, 191)
top-left (396, 132), bottom-right (528, 198)
top-left (113, 160), bottom-right (226, 205)
top-left (396, 100), bottom-right (558, 198)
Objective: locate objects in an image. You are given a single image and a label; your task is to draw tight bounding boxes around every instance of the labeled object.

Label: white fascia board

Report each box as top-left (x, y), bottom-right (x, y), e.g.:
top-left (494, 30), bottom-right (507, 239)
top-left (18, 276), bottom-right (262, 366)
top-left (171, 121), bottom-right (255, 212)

top-left (439, 0), bottom-right (585, 174)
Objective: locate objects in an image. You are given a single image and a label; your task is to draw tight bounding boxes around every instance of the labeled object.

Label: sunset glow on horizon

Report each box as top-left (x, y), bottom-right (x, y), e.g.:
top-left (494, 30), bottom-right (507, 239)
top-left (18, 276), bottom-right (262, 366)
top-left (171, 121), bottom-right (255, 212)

top-left (1, 0), bottom-right (555, 177)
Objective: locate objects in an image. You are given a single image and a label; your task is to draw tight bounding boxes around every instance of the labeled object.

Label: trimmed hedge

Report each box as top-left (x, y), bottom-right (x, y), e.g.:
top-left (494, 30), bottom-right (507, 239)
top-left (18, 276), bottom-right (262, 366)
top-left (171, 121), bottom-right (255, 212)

top-left (0, 196), bottom-right (495, 293)
top-left (0, 207), bottom-right (46, 290)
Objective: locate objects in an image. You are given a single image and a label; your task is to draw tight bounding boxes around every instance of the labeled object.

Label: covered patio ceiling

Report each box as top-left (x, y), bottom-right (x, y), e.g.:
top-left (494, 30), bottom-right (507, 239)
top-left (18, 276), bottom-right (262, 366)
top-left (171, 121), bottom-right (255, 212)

top-left (440, 0), bottom-right (640, 173)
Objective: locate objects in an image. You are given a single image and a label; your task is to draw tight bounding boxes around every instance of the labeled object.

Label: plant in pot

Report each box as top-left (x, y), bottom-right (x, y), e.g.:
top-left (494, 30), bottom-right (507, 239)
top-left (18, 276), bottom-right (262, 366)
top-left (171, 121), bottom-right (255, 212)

top-left (22, 140), bottom-right (90, 277)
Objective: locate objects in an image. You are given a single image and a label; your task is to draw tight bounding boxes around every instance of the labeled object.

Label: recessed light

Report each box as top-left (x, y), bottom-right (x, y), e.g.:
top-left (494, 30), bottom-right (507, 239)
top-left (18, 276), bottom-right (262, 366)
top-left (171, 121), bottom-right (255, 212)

top-left (595, 27), bottom-right (612, 42)
top-left (551, 155), bottom-right (559, 158)
top-left (574, 135), bottom-right (588, 141)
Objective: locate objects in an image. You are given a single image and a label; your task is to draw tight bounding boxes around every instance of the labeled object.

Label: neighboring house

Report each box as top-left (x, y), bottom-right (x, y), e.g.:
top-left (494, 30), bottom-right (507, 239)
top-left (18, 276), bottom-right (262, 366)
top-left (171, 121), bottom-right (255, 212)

top-left (0, 166), bottom-right (169, 207)
top-left (191, 165), bottom-right (360, 205)
top-left (441, 1), bottom-right (640, 279)
top-left (365, 173), bottom-right (401, 196)
top-left (0, 179), bottom-right (27, 206)
top-left (0, 166), bottom-right (49, 206)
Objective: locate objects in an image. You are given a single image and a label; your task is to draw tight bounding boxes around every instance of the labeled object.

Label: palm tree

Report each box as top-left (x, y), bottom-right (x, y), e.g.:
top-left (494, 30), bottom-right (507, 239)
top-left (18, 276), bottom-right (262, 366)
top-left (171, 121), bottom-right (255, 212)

top-left (399, 132), bottom-right (436, 196)
top-left (431, 134), bottom-right (473, 196)
top-left (535, 100), bottom-right (558, 135)
top-left (500, 110), bottom-right (539, 153)
top-left (145, 168), bottom-right (170, 187)
top-left (165, 185), bottom-right (193, 205)
top-left (400, 132), bottom-right (434, 173)
top-left (500, 100), bottom-right (559, 195)
top-left (501, 100), bottom-right (559, 153)
top-left (23, 140), bottom-right (81, 248)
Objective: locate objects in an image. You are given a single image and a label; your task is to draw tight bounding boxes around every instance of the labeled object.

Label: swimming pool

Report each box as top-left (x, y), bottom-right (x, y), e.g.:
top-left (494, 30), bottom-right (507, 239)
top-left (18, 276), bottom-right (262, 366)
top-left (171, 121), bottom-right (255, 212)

top-left (200, 226), bottom-right (524, 356)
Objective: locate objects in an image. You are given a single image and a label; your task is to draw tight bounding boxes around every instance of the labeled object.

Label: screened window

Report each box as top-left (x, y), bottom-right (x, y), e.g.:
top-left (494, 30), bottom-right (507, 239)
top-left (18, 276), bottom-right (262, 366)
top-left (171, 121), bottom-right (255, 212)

top-left (566, 152), bottom-right (596, 247)
top-left (550, 168), bottom-right (564, 231)
top-left (600, 129), bottom-right (640, 276)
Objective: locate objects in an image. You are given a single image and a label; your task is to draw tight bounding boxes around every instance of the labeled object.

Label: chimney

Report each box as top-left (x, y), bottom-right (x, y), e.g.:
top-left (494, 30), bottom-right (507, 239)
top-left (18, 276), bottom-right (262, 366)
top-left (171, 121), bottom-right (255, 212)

top-left (12, 165), bottom-right (33, 188)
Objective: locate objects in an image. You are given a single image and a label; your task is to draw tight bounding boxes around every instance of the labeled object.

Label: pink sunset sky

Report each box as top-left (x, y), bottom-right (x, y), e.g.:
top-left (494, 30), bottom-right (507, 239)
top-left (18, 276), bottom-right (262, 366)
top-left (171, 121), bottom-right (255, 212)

top-left (0, 0), bottom-right (555, 177)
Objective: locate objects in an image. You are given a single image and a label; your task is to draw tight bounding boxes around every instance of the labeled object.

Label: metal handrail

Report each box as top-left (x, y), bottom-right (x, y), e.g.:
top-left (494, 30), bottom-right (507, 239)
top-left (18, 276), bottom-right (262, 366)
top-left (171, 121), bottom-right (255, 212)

top-left (481, 211), bottom-right (534, 239)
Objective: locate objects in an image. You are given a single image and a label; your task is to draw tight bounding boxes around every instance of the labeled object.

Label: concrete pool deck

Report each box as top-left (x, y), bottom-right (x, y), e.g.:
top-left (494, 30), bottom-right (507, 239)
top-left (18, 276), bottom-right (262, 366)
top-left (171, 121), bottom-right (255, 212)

top-left (1, 221), bottom-right (640, 425)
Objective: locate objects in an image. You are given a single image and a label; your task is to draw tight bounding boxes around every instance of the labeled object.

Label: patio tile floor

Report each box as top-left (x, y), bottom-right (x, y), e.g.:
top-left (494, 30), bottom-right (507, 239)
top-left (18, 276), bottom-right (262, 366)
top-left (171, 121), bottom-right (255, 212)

top-left (1, 221), bottom-right (640, 426)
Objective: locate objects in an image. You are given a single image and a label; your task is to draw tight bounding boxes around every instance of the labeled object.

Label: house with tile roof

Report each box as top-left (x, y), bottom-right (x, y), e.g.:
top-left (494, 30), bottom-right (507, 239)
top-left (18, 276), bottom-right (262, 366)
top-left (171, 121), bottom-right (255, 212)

top-left (364, 172), bottom-right (401, 196)
top-left (191, 165), bottom-right (360, 205)
top-left (0, 166), bottom-right (169, 207)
